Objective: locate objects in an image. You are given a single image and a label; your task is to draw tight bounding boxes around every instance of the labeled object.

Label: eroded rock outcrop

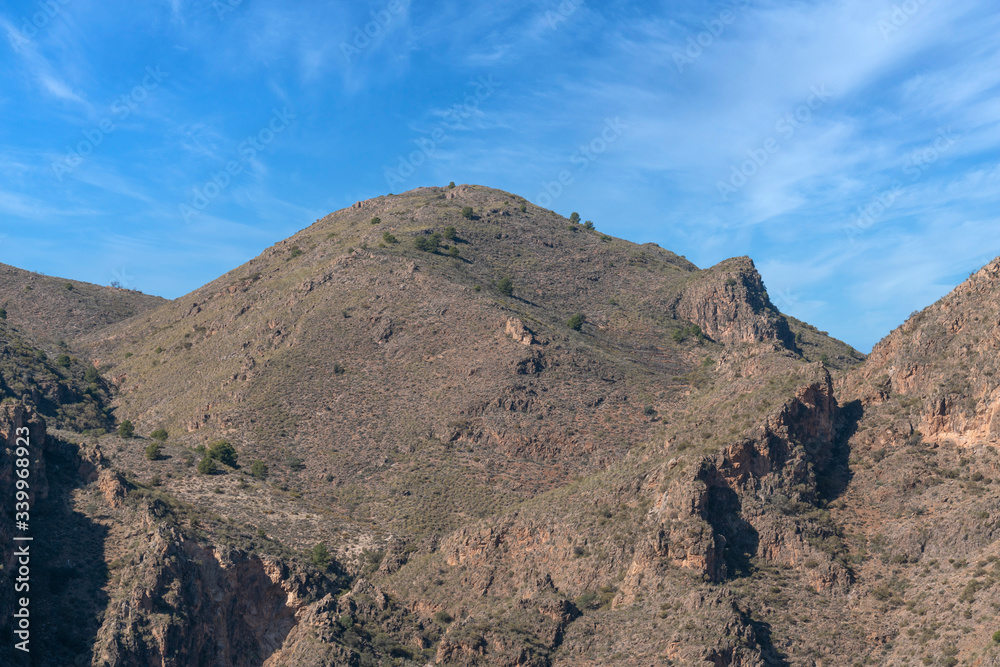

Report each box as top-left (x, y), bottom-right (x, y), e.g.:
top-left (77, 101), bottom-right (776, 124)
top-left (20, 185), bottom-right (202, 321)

top-left (677, 256), bottom-right (795, 349)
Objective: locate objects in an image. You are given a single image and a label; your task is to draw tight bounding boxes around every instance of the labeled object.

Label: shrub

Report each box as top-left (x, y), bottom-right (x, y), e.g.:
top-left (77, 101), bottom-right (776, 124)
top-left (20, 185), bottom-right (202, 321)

top-left (433, 611), bottom-right (453, 624)
top-left (145, 442), bottom-right (163, 461)
top-left (448, 181), bottom-right (455, 188)
top-left (250, 460), bottom-right (268, 480)
top-left (461, 207), bottom-right (474, 219)
top-left (473, 285), bottom-right (481, 292)
top-left (154, 346), bottom-right (164, 354)
top-left (370, 217), bottom-right (381, 225)
top-left (496, 277), bottom-right (514, 296)
top-left (150, 428), bottom-right (168, 442)
top-left (584, 220), bottom-right (595, 230)
top-left (382, 232), bottom-right (397, 244)
top-left (599, 234), bottom-right (611, 242)
top-left (414, 233), bottom-right (441, 253)
top-left (448, 247), bottom-right (459, 258)
top-left (567, 313), bottom-right (585, 331)
top-left (643, 405), bottom-right (656, 416)
top-left (117, 420), bottom-right (135, 439)
top-left (443, 226), bottom-right (457, 239)
top-left (56, 354), bottom-right (72, 368)
top-left (207, 440), bottom-right (238, 468)
top-left (197, 457), bottom-right (217, 475)
top-left (84, 366), bottom-right (100, 383)
top-left (286, 455), bottom-right (304, 470)
top-left (0, 307), bottom-right (6, 320)
top-left (519, 204), bottom-right (527, 212)
top-left (333, 362), bottom-right (346, 375)
top-left (289, 246), bottom-right (303, 258)
top-left (569, 212), bottom-right (580, 224)
top-left (993, 630), bottom-right (1000, 644)
top-left (310, 542), bottom-right (331, 570)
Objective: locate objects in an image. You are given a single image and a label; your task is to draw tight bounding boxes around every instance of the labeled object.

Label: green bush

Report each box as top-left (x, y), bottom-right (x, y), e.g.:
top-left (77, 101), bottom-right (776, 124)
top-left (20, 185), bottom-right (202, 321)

top-left (569, 212), bottom-right (580, 224)
top-left (584, 220), bottom-right (594, 230)
top-left (448, 247), bottom-right (460, 258)
top-left (207, 440), bottom-right (238, 468)
top-left (56, 354), bottom-right (72, 368)
top-left (496, 277), bottom-right (514, 296)
top-left (599, 234), bottom-right (611, 242)
top-left (448, 181), bottom-right (455, 188)
top-left (84, 366), bottom-right (100, 383)
top-left (567, 313), bottom-right (585, 331)
top-left (289, 246), bottom-right (303, 258)
top-left (117, 420), bottom-right (135, 439)
top-left (433, 611), bottom-right (453, 624)
top-left (150, 428), bottom-right (168, 441)
top-left (310, 542), bottom-right (331, 570)
top-left (370, 217), bottom-right (381, 225)
top-left (250, 460), bottom-right (268, 480)
top-left (144, 442), bottom-right (163, 461)
top-left (993, 630), bottom-right (1000, 644)
top-left (197, 457), bottom-right (217, 475)
top-left (414, 233), bottom-right (441, 252)
top-left (0, 307), bottom-right (6, 320)
top-left (519, 204), bottom-right (527, 212)
top-left (461, 207), bottom-right (474, 219)
top-left (443, 226), bottom-right (457, 239)
top-left (382, 232), bottom-right (397, 244)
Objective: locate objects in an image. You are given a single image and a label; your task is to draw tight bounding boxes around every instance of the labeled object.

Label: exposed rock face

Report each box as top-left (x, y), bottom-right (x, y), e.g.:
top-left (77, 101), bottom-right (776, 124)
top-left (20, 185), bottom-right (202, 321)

top-left (677, 256), bottom-right (796, 349)
top-left (505, 317), bottom-right (538, 346)
top-left (645, 374), bottom-right (849, 586)
top-left (94, 511), bottom-right (319, 667)
top-left (841, 256), bottom-right (1000, 446)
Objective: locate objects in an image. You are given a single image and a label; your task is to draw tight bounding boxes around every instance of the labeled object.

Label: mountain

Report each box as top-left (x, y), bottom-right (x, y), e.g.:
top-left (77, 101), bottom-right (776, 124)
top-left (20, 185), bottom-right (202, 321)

top-left (0, 262), bottom-right (165, 345)
top-left (8, 183), bottom-right (1000, 666)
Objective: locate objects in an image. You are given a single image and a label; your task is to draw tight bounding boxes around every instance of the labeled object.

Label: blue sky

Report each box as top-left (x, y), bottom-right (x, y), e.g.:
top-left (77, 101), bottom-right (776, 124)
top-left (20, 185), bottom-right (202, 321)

top-left (1, 0), bottom-right (999, 352)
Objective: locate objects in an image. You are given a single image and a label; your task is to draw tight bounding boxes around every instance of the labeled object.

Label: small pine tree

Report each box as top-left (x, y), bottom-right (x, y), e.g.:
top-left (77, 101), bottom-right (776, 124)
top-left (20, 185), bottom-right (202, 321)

top-left (448, 181), bottom-right (456, 188)
top-left (443, 226), bottom-right (457, 240)
top-left (0, 307), bottom-right (6, 320)
top-left (117, 420), bottom-right (135, 439)
top-left (448, 246), bottom-right (460, 258)
top-left (311, 542), bottom-right (331, 570)
top-left (461, 207), bottom-right (474, 219)
top-left (150, 428), bottom-right (168, 441)
top-left (207, 440), bottom-right (238, 468)
top-left (370, 217), bottom-right (381, 225)
top-left (250, 460), bottom-right (268, 480)
top-left (197, 457), bottom-right (217, 475)
top-left (144, 442), bottom-right (162, 461)
top-left (382, 232), bottom-right (397, 244)
top-left (496, 277), bottom-right (514, 296)
top-left (56, 354), bottom-right (72, 368)
top-left (584, 220), bottom-right (594, 230)
top-left (567, 313), bottom-right (585, 331)
top-left (569, 212), bottom-right (580, 224)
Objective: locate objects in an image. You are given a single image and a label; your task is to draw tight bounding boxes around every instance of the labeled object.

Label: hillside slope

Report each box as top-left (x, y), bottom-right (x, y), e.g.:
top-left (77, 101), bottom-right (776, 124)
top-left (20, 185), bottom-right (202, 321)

top-left (0, 262), bottom-right (165, 344)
